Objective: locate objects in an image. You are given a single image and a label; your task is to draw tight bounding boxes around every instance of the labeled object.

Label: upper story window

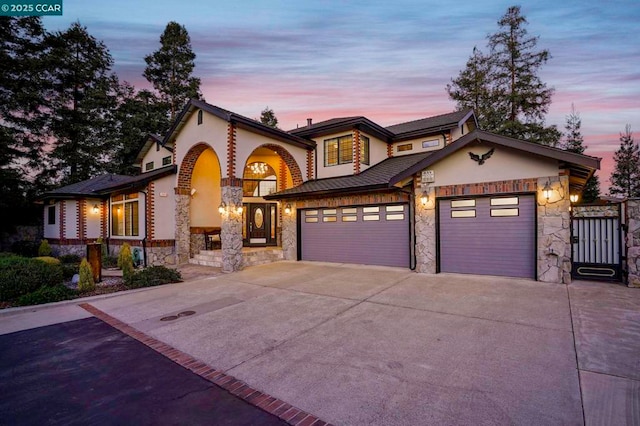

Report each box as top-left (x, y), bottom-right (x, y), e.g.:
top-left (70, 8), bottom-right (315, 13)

top-left (162, 156), bottom-right (172, 166)
top-left (47, 205), bottom-right (56, 225)
top-left (422, 139), bottom-right (439, 148)
top-left (145, 161), bottom-right (154, 171)
top-left (360, 136), bottom-right (370, 165)
top-left (197, 110), bottom-right (203, 125)
top-left (111, 193), bottom-right (139, 236)
top-left (324, 134), bottom-right (369, 167)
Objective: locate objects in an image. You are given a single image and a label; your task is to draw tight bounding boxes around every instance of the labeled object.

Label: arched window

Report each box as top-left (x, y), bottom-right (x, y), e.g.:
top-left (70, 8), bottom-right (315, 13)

top-left (243, 162), bottom-right (277, 196)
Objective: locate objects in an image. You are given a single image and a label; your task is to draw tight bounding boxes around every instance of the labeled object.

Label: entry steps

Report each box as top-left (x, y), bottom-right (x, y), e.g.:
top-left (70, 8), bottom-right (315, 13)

top-left (190, 247), bottom-right (284, 268)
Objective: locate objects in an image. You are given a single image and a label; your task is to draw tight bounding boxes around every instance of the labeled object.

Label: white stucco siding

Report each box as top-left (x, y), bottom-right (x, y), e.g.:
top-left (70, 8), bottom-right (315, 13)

top-left (314, 132), bottom-right (354, 179)
top-left (85, 198), bottom-right (102, 238)
top-left (173, 110), bottom-right (229, 177)
top-left (141, 144), bottom-right (173, 172)
top-left (429, 144), bottom-right (560, 187)
top-left (360, 132), bottom-right (388, 172)
top-left (43, 203), bottom-right (59, 239)
top-left (65, 200), bottom-right (78, 239)
top-left (152, 176), bottom-right (176, 240)
top-left (235, 127), bottom-right (308, 181)
top-left (392, 134), bottom-right (445, 157)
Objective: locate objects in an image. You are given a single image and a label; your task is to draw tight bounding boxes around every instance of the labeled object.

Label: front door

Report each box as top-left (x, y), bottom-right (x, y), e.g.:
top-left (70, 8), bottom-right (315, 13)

top-left (245, 203), bottom-right (277, 246)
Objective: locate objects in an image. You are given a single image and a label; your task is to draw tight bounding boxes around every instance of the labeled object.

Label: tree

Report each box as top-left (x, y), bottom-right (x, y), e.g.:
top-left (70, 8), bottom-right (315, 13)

top-left (144, 22), bottom-right (201, 121)
top-left (42, 22), bottom-right (119, 186)
top-left (259, 107), bottom-right (279, 129)
top-left (562, 105), bottom-right (600, 203)
top-left (447, 6), bottom-right (560, 145)
top-left (609, 125), bottom-right (640, 198)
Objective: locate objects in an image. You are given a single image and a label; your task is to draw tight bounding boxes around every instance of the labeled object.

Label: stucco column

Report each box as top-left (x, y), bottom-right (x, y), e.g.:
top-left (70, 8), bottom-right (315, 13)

top-left (537, 175), bottom-right (571, 283)
top-left (281, 201), bottom-right (297, 260)
top-left (175, 192), bottom-right (190, 264)
top-left (415, 184), bottom-right (436, 273)
top-left (626, 198), bottom-right (640, 288)
top-left (221, 184), bottom-right (244, 272)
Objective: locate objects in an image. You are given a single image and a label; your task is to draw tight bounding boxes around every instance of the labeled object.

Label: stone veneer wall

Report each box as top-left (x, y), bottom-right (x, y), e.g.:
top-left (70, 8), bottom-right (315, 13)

top-left (221, 185), bottom-right (243, 272)
top-left (175, 192), bottom-right (190, 264)
top-left (626, 199), bottom-right (640, 288)
top-left (572, 204), bottom-right (620, 218)
top-left (414, 183), bottom-right (436, 273)
top-left (281, 201), bottom-right (297, 260)
top-left (536, 175), bottom-right (571, 284)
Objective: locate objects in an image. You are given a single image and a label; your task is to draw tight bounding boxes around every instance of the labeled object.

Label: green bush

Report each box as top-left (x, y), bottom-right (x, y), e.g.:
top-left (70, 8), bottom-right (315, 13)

top-left (61, 263), bottom-right (79, 280)
top-left (35, 256), bottom-right (61, 265)
top-left (0, 256), bottom-right (64, 301)
top-left (78, 258), bottom-right (95, 293)
top-left (10, 240), bottom-right (39, 257)
top-left (16, 285), bottom-right (77, 306)
top-left (126, 266), bottom-right (182, 289)
top-left (102, 255), bottom-right (118, 269)
top-left (118, 244), bottom-right (134, 283)
top-left (58, 254), bottom-right (82, 264)
top-left (38, 239), bottom-right (52, 257)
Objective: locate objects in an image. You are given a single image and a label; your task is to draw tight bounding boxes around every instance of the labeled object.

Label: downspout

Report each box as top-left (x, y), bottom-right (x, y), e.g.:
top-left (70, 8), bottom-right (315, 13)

top-left (398, 187), bottom-right (417, 271)
top-left (141, 190), bottom-right (148, 267)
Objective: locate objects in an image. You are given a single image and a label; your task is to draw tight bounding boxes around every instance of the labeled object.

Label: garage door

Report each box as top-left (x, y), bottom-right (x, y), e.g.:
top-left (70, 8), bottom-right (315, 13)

top-left (438, 195), bottom-right (535, 278)
top-left (300, 204), bottom-right (409, 268)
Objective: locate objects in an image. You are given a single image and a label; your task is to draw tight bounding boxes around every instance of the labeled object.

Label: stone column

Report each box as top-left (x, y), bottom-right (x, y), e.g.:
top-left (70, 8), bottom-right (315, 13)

top-left (537, 175), bottom-right (571, 283)
top-left (221, 184), bottom-right (243, 272)
top-left (175, 191), bottom-right (190, 264)
top-left (626, 198), bottom-right (640, 288)
top-left (415, 184), bottom-right (436, 274)
top-left (281, 201), bottom-right (297, 260)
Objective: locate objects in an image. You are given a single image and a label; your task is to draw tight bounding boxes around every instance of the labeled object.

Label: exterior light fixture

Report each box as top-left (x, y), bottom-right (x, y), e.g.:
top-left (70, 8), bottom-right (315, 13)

top-left (218, 202), bottom-right (226, 214)
top-left (570, 194), bottom-right (579, 204)
top-left (92, 204), bottom-right (99, 214)
top-left (542, 181), bottom-right (552, 201)
top-left (284, 203), bottom-right (292, 215)
top-left (420, 190), bottom-right (429, 206)
top-left (249, 162), bottom-right (268, 175)
top-left (236, 204), bottom-right (243, 214)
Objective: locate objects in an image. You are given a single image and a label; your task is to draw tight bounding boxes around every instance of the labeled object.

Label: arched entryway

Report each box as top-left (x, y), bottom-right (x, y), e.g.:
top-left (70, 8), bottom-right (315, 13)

top-left (241, 144), bottom-right (302, 246)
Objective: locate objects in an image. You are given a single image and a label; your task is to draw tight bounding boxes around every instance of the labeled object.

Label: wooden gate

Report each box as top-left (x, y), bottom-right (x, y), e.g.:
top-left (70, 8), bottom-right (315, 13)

top-left (571, 205), bottom-right (622, 281)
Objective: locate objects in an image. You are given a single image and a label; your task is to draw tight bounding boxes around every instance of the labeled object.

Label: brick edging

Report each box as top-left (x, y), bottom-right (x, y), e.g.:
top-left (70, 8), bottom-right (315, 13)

top-left (78, 303), bottom-right (331, 426)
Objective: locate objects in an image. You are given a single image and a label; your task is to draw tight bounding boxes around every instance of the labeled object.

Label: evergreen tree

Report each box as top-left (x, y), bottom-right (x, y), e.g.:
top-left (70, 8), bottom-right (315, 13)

top-left (609, 125), bottom-right (640, 198)
top-left (562, 105), bottom-right (600, 203)
top-left (447, 6), bottom-right (560, 145)
top-left (144, 22), bottom-right (201, 121)
top-left (259, 107), bottom-right (279, 129)
top-left (42, 22), bottom-right (119, 186)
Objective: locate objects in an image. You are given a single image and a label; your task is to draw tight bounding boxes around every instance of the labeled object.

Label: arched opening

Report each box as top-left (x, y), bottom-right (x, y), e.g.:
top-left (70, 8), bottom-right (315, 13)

top-left (242, 145), bottom-right (301, 246)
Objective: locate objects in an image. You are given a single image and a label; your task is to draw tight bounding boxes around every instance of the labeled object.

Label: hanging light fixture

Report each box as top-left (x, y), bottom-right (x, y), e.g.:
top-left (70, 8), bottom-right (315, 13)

top-left (542, 181), bottom-right (552, 201)
top-left (420, 190), bottom-right (429, 206)
top-left (570, 194), bottom-right (579, 204)
top-left (284, 203), bottom-right (292, 215)
top-left (249, 162), bottom-right (268, 175)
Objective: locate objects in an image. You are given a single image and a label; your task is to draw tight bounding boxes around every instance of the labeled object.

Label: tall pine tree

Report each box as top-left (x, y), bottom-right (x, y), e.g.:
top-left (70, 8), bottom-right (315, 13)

top-left (609, 125), bottom-right (640, 198)
top-left (42, 22), bottom-right (119, 185)
top-left (562, 105), bottom-right (600, 203)
top-left (144, 22), bottom-right (201, 121)
top-left (259, 107), bottom-right (279, 129)
top-left (447, 6), bottom-right (560, 145)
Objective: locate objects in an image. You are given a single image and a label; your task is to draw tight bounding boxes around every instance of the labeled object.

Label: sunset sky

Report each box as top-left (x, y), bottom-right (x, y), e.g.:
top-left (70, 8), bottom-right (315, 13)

top-left (43, 0), bottom-right (640, 192)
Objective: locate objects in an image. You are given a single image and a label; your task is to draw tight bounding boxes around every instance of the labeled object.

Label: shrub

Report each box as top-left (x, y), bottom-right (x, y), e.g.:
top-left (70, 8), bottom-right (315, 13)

top-left (38, 239), bottom-right (52, 257)
top-left (126, 266), bottom-right (182, 289)
top-left (16, 285), bottom-right (77, 306)
top-left (58, 254), bottom-right (82, 264)
top-left (10, 240), bottom-right (39, 257)
top-left (102, 255), bottom-right (118, 269)
top-left (118, 244), bottom-right (134, 283)
top-left (61, 263), bottom-right (79, 280)
top-left (35, 256), bottom-right (61, 265)
top-left (0, 256), bottom-right (64, 301)
top-left (78, 258), bottom-right (95, 293)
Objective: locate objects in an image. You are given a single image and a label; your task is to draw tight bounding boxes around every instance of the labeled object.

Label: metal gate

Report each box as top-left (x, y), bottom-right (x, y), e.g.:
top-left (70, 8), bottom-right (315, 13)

top-left (571, 207), bottom-right (622, 281)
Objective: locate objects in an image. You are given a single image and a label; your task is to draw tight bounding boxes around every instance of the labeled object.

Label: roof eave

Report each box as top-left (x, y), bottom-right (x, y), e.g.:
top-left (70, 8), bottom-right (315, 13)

top-left (264, 183), bottom-right (392, 200)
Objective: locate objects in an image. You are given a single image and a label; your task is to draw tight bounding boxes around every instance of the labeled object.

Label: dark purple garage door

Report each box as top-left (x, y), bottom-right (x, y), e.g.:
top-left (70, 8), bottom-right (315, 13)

top-left (300, 204), bottom-right (409, 268)
top-left (438, 195), bottom-right (535, 279)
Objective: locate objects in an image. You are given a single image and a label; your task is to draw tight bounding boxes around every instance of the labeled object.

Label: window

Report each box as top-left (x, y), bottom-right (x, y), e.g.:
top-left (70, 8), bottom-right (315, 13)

top-left (324, 135), bottom-right (353, 166)
top-left (360, 136), bottom-right (370, 165)
top-left (162, 156), bottom-right (171, 166)
top-left (47, 205), bottom-right (56, 225)
top-left (422, 139), bottom-right (439, 148)
top-left (397, 143), bottom-right (413, 152)
top-left (111, 193), bottom-right (139, 236)
top-left (145, 161), bottom-right (154, 171)
top-left (197, 110), bottom-right (203, 125)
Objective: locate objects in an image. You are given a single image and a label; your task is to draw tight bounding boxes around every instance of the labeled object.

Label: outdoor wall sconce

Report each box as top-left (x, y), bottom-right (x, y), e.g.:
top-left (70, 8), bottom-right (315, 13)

top-left (542, 181), bottom-right (552, 201)
top-left (190, 188), bottom-right (197, 196)
top-left (235, 204), bottom-right (243, 214)
top-left (218, 202), bottom-right (226, 214)
top-left (570, 194), bottom-right (579, 204)
top-left (420, 190), bottom-right (429, 206)
top-left (92, 204), bottom-right (99, 214)
top-left (284, 203), bottom-right (292, 215)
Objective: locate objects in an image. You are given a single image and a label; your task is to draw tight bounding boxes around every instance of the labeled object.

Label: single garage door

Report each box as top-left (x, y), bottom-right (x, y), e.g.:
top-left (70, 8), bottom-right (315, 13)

top-left (300, 204), bottom-right (410, 268)
top-left (438, 195), bottom-right (535, 278)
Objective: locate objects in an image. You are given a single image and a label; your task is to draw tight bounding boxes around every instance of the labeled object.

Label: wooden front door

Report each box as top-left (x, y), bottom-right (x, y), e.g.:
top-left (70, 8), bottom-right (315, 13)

top-left (245, 203), bottom-right (277, 246)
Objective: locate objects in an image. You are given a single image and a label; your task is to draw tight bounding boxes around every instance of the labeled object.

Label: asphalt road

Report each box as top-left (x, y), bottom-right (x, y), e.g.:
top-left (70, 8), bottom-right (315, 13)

top-left (0, 317), bottom-right (287, 426)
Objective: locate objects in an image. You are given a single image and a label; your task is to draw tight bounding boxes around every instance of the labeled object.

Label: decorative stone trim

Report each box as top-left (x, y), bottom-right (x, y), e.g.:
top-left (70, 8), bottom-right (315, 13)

top-left (175, 193), bottom-right (190, 264)
top-left (573, 204), bottom-right (620, 218)
top-left (306, 150), bottom-right (314, 180)
top-left (47, 238), bottom-right (101, 245)
top-left (221, 177), bottom-right (243, 187)
top-left (353, 128), bottom-right (361, 174)
top-left (79, 304), bottom-right (332, 426)
top-left (59, 200), bottom-right (66, 241)
top-left (436, 178), bottom-right (538, 197)
top-left (445, 132), bottom-right (452, 145)
top-left (221, 185), bottom-right (244, 272)
top-left (147, 182), bottom-right (155, 240)
top-left (281, 201), bottom-right (297, 260)
top-left (294, 191), bottom-right (409, 209)
top-left (414, 182), bottom-right (436, 273)
top-left (226, 122), bottom-right (237, 178)
top-left (108, 239), bottom-right (175, 248)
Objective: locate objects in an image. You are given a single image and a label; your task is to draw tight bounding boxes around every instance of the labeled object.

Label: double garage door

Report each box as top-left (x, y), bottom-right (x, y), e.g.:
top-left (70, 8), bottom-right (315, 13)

top-left (300, 204), bottom-right (410, 268)
top-left (438, 195), bottom-right (535, 279)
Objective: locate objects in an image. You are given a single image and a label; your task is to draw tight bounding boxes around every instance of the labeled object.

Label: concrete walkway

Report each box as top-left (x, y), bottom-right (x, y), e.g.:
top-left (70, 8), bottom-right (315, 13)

top-left (1, 261), bottom-right (638, 425)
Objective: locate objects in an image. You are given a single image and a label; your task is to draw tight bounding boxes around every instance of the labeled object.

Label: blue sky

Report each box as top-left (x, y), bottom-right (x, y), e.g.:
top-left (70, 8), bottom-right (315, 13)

top-left (43, 0), bottom-right (640, 190)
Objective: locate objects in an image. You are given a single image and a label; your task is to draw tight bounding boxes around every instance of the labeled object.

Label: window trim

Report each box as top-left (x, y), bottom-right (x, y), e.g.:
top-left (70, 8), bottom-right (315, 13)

top-left (197, 109), bottom-right (203, 125)
top-left (324, 135), bottom-right (353, 167)
top-left (47, 205), bottom-right (56, 225)
top-left (145, 161), bottom-right (154, 171)
top-left (111, 193), bottom-right (140, 237)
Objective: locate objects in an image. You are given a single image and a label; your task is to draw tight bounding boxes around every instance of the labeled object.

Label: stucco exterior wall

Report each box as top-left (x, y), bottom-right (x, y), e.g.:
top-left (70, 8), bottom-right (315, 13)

top-left (391, 134), bottom-right (445, 156)
top-left (360, 131), bottom-right (389, 171)
top-left (65, 200), bottom-right (78, 239)
top-left (313, 132), bottom-right (356, 179)
top-left (141, 143), bottom-right (173, 172)
top-left (152, 175), bottom-right (176, 240)
top-left (189, 148), bottom-right (222, 228)
top-left (43, 202), bottom-right (59, 239)
top-left (85, 198), bottom-right (102, 238)
top-left (173, 111), bottom-right (229, 177)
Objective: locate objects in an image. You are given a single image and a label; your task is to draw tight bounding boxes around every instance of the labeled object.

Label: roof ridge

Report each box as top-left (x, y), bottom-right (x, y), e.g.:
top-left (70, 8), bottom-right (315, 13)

top-left (386, 109), bottom-right (470, 129)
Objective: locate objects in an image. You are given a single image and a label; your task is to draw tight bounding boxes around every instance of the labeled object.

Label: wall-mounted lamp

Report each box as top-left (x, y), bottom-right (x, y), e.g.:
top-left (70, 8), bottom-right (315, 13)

top-left (218, 202), bottom-right (226, 214)
top-left (190, 188), bottom-right (197, 196)
top-left (236, 205), bottom-right (243, 214)
top-left (284, 203), bottom-right (292, 215)
top-left (570, 194), bottom-right (579, 204)
top-left (542, 181), bottom-right (552, 201)
top-left (92, 204), bottom-right (99, 214)
top-left (420, 190), bottom-right (429, 206)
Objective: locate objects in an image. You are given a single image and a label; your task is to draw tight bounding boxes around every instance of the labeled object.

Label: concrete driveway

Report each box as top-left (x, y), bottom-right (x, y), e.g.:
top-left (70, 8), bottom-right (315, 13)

top-left (2, 261), bottom-right (638, 425)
